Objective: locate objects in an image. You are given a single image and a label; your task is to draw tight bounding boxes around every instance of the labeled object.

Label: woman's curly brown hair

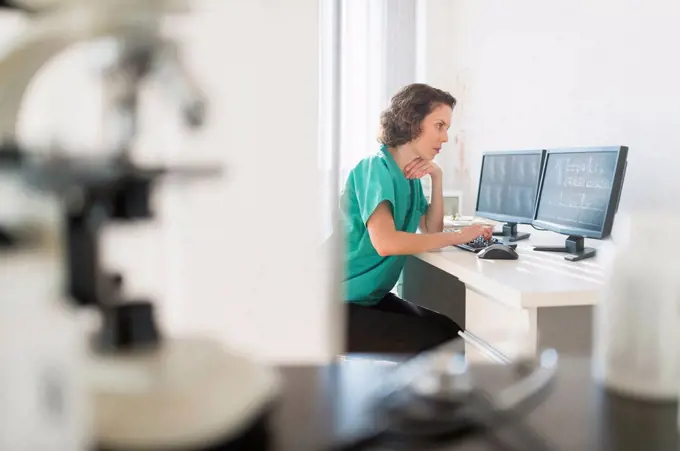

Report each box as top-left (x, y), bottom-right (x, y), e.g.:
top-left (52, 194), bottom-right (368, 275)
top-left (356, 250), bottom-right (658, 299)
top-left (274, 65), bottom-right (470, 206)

top-left (378, 83), bottom-right (456, 147)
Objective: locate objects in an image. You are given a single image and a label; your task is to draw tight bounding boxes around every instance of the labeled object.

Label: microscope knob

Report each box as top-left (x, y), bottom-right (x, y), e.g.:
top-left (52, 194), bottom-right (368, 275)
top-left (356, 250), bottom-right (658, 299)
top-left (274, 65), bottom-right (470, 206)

top-left (0, 141), bottom-right (23, 166)
top-left (0, 227), bottom-right (14, 248)
top-left (0, 0), bottom-right (23, 9)
top-left (410, 352), bottom-right (472, 402)
top-left (97, 301), bottom-right (161, 352)
top-left (111, 176), bottom-right (153, 220)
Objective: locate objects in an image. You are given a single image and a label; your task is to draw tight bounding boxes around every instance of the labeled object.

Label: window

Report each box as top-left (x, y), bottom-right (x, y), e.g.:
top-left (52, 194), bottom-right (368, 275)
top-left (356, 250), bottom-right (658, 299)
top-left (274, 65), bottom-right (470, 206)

top-left (319, 0), bottom-right (417, 238)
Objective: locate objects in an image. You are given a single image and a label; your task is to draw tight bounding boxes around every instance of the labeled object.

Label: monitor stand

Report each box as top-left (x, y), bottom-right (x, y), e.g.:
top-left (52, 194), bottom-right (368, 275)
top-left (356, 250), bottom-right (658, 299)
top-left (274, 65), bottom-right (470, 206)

top-left (492, 222), bottom-right (530, 242)
top-left (533, 235), bottom-right (596, 262)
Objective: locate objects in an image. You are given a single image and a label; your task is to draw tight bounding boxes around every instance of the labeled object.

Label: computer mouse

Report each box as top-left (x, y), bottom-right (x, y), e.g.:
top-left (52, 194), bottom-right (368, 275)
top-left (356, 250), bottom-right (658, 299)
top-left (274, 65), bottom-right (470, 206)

top-left (477, 243), bottom-right (519, 260)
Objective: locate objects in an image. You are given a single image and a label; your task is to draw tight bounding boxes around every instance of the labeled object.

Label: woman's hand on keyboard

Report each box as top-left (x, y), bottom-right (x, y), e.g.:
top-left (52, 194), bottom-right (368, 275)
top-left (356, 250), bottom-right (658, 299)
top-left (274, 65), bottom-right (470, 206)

top-left (453, 224), bottom-right (493, 244)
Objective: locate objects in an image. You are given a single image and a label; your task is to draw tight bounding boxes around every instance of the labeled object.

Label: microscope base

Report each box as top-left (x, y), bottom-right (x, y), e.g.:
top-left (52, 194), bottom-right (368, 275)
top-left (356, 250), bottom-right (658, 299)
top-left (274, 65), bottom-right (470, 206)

top-left (89, 337), bottom-right (280, 451)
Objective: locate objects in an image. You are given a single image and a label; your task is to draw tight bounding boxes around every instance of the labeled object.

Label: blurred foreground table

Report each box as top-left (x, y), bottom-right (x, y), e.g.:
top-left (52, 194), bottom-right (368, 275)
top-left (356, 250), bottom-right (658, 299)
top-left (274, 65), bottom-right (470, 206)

top-left (267, 354), bottom-right (680, 451)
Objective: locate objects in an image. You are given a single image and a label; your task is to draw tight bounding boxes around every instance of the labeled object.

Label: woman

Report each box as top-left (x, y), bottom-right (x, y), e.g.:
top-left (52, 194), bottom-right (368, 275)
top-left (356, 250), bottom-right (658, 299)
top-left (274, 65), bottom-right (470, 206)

top-left (340, 83), bottom-right (492, 354)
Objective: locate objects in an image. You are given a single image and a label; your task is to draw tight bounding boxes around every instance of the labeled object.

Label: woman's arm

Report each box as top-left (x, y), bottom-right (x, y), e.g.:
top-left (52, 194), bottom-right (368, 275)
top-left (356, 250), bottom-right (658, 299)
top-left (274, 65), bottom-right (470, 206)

top-left (405, 159), bottom-right (444, 233)
top-left (367, 202), bottom-right (490, 256)
top-left (423, 171), bottom-right (444, 233)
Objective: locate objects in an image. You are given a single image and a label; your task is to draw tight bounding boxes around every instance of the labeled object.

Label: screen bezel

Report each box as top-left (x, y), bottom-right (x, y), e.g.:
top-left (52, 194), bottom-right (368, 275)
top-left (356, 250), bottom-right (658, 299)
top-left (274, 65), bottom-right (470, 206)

top-left (474, 149), bottom-right (547, 224)
top-left (531, 146), bottom-right (628, 239)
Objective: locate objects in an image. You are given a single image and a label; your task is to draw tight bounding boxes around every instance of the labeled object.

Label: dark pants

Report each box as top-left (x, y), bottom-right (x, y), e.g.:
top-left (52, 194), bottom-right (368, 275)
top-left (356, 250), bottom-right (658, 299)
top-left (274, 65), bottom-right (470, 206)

top-left (345, 293), bottom-right (462, 355)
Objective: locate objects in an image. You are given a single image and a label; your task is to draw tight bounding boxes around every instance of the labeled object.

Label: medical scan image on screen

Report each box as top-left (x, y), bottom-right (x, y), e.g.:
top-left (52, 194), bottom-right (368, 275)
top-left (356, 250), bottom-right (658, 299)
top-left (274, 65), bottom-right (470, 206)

top-left (535, 152), bottom-right (618, 233)
top-left (477, 153), bottom-right (543, 220)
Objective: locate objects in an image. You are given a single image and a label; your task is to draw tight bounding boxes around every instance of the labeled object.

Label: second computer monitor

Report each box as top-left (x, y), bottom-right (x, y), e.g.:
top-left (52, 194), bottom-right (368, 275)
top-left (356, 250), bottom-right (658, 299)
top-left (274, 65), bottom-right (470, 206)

top-left (475, 149), bottom-right (546, 241)
top-left (532, 146), bottom-right (628, 261)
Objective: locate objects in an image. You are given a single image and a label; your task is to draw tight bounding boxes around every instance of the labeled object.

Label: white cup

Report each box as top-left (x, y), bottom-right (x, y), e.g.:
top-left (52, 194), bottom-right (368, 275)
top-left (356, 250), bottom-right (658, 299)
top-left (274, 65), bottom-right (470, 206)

top-left (593, 210), bottom-right (680, 401)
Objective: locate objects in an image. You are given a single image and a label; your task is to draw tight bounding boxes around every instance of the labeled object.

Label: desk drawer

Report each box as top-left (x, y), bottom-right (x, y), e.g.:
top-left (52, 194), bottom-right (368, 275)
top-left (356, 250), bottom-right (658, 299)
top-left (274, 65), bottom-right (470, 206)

top-left (464, 289), bottom-right (537, 363)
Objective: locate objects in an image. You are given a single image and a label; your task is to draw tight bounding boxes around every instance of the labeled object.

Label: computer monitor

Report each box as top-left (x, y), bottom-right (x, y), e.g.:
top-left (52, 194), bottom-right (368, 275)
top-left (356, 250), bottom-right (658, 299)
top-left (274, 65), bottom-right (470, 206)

top-left (475, 149), bottom-right (546, 241)
top-left (532, 146), bottom-right (628, 262)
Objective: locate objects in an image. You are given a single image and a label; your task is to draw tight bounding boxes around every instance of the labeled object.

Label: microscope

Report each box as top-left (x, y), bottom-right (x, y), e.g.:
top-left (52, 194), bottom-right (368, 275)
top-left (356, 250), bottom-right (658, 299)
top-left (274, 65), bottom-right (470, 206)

top-left (0, 1), bottom-right (279, 450)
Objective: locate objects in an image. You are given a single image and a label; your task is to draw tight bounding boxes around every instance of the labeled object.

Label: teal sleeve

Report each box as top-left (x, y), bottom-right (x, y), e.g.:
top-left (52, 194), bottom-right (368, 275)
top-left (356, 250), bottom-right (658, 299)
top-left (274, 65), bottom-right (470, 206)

top-left (352, 161), bottom-right (396, 225)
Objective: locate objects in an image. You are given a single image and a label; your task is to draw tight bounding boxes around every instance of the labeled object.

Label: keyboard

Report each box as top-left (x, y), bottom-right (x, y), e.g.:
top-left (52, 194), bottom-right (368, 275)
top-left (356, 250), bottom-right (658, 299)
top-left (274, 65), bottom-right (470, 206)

top-left (455, 236), bottom-right (517, 253)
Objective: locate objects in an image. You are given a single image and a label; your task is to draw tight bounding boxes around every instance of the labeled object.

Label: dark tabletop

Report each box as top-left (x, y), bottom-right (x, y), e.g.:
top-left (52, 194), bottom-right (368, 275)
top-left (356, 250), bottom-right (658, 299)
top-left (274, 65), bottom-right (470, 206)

top-left (268, 354), bottom-right (680, 451)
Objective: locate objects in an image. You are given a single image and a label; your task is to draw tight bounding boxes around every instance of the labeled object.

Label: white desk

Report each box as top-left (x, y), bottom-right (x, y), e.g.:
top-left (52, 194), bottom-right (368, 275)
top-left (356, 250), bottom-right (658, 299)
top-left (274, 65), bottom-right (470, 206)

top-left (403, 225), bottom-right (609, 362)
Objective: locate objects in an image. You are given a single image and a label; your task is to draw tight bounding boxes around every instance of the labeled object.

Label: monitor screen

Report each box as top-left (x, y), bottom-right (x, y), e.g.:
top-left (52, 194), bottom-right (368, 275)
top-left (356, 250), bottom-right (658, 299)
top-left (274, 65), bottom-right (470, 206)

top-left (475, 150), bottom-right (545, 223)
top-left (533, 147), bottom-right (628, 238)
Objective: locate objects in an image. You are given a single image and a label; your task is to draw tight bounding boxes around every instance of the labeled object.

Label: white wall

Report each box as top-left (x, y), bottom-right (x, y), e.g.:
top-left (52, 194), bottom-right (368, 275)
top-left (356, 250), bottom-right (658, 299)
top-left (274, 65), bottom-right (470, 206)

top-left (423, 0), bottom-right (679, 215)
top-left (1, 0), bottom-right (338, 364)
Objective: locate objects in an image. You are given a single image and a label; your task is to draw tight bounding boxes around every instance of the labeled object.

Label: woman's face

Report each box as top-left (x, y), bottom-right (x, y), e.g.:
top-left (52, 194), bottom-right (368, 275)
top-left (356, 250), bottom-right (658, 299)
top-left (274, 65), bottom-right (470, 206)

top-left (412, 103), bottom-right (452, 161)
